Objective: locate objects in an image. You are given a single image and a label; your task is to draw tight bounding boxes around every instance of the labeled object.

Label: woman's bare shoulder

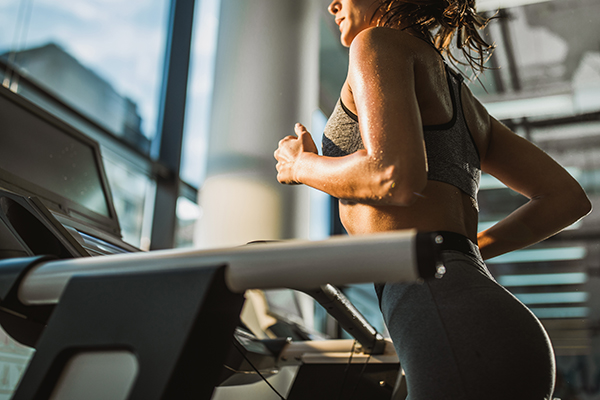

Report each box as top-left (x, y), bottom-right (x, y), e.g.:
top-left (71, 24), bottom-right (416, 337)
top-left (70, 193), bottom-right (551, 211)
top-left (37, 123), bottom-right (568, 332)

top-left (350, 27), bottom-right (418, 55)
top-left (348, 27), bottom-right (418, 84)
top-left (460, 84), bottom-right (492, 159)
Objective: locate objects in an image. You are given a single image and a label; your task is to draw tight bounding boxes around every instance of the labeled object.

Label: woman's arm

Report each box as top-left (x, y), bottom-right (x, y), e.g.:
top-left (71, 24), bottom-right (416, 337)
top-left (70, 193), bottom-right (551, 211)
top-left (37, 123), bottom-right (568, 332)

top-left (275, 28), bottom-right (428, 206)
top-left (478, 117), bottom-right (592, 260)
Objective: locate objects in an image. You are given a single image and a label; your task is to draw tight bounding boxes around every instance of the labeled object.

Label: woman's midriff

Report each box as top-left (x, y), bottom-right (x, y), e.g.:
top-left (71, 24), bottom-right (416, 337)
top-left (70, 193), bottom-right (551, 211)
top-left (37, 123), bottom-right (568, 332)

top-left (339, 181), bottom-right (479, 242)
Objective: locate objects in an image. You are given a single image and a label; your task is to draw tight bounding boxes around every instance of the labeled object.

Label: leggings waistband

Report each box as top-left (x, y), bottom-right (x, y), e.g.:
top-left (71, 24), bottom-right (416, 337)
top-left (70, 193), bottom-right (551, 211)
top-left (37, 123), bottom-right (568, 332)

top-left (434, 231), bottom-right (480, 259)
top-left (374, 231), bottom-right (480, 308)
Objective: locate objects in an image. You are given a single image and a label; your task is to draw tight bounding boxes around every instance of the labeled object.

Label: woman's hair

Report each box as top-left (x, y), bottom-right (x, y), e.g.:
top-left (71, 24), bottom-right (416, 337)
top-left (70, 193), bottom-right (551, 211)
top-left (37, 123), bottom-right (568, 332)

top-left (374, 0), bottom-right (494, 75)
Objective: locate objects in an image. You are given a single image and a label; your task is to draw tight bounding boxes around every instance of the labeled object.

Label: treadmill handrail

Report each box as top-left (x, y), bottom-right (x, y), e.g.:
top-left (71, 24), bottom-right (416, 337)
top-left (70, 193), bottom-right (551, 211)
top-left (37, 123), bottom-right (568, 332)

top-left (304, 284), bottom-right (386, 355)
top-left (18, 229), bottom-right (443, 305)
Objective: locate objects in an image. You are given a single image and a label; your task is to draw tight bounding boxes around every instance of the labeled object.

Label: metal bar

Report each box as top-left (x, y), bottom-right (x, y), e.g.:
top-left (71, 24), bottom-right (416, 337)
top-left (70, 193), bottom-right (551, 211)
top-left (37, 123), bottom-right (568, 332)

top-left (498, 9), bottom-right (521, 92)
top-left (18, 230), bottom-right (430, 305)
top-left (502, 110), bottom-right (600, 128)
top-left (277, 338), bottom-right (399, 365)
top-left (303, 284), bottom-right (386, 354)
top-left (150, 0), bottom-right (197, 250)
top-left (481, 11), bottom-right (505, 94)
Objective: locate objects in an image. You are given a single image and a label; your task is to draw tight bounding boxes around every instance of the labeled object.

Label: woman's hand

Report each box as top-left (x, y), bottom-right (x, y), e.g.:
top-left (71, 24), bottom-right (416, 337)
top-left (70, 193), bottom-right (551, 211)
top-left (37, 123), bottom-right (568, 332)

top-left (274, 123), bottom-right (318, 185)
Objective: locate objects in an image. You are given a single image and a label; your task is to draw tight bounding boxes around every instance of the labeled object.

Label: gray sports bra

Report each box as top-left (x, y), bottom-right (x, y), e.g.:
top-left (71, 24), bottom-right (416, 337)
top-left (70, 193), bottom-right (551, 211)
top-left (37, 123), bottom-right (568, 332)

top-left (322, 65), bottom-right (481, 199)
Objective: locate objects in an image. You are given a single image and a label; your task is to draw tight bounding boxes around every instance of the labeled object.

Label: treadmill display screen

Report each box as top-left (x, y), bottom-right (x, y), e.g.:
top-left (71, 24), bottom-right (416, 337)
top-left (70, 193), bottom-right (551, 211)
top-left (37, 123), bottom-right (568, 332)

top-left (0, 96), bottom-right (110, 217)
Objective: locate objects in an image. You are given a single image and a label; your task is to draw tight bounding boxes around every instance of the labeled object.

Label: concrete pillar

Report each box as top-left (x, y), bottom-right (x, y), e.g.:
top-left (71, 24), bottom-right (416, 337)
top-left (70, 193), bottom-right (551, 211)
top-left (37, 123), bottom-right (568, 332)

top-left (195, 0), bottom-right (320, 248)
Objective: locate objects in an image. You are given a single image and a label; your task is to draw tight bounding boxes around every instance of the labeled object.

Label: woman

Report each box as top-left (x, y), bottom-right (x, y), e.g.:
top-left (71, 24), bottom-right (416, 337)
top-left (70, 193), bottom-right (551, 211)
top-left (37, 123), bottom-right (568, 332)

top-left (274, 0), bottom-right (592, 398)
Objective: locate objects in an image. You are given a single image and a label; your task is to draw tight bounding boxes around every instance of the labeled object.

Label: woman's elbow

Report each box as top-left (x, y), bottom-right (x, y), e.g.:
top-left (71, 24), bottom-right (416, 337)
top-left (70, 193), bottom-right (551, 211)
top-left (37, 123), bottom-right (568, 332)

top-left (555, 183), bottom-right (593, 225)
top-left (572, 188), bottom-right (592, 221)
top-left (378, 165), bottom-right (427, 206)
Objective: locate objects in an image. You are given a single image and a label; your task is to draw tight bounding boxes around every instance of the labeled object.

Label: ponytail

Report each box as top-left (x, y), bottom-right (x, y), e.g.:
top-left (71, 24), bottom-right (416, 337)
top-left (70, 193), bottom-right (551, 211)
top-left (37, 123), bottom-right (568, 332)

top-left (374, 0), bottom-right (494, 75)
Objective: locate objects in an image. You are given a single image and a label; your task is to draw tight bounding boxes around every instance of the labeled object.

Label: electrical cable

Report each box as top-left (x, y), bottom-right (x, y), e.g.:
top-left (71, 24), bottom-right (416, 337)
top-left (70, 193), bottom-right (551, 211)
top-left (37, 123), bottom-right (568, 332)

top-left (231, 339), bottom-right (287, 400)
top-left (337, 339), bottom-right (357, 400)
top-left (347, 352), bottom-right (372, 399)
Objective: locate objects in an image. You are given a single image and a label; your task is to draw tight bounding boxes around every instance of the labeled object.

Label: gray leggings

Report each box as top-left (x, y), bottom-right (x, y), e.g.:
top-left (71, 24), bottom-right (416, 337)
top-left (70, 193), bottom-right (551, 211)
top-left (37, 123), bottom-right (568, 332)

top-left (378, 241), bottom-right (555, 400)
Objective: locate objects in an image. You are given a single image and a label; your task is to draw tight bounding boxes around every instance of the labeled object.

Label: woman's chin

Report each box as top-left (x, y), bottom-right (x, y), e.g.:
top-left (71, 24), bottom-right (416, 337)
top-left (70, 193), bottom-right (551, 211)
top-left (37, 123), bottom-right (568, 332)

top-left (340, 34), bottom-right (353, 47)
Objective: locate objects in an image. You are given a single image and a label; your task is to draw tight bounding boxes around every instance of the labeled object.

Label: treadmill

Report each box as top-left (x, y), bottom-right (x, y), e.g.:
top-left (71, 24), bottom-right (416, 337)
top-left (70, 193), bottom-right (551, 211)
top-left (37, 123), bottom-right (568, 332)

top-left (0, 84), bottom-right (445, 399)
top-left (0, 84), bottom-right (137, 258)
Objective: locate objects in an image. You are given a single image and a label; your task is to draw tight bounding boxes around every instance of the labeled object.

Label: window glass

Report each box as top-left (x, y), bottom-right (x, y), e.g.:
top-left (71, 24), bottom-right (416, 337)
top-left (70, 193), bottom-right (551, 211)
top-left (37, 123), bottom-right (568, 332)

top-left (175, 196), bottom-right (202, 248)
top-left (0, 0), bottom-right (170, 248)
top-left (468, 2), bottom-right (599, 397)
top-left (102, 150), bottom-right (154, 248)
top-left (180, 0), bottom-right (221, 187)
top-left (0, 0), bottom-right (170, 152)
top-left (0, 1), bottom-right (186, 397)
top-left (472, 0), bottom-right (600, 116)
top-left (0, 328), bottom-right (33, 400)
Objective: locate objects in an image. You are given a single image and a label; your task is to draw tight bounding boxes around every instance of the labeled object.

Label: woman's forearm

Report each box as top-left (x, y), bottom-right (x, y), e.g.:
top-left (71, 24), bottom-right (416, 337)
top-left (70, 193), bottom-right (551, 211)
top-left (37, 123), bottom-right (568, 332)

top-left (477, 188), bottom-right (591, 260)
top-left (274, 123), bottom-right (427, 206)
top-left (295, 149), bottom-right (426, 207)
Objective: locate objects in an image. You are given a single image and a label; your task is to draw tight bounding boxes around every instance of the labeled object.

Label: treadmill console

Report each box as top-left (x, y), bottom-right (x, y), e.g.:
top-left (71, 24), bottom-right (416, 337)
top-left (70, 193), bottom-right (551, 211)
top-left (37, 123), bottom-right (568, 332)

top-left (0, 85), bottom-right (137, 257)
